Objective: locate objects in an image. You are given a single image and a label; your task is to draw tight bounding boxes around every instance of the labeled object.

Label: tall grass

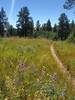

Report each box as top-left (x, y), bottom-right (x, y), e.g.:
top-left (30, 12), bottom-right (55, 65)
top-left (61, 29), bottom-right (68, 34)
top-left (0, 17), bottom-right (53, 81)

top-left (0, 38), bottom-right (74, 100)
top-left (54, 41), bottom-right (75, 78)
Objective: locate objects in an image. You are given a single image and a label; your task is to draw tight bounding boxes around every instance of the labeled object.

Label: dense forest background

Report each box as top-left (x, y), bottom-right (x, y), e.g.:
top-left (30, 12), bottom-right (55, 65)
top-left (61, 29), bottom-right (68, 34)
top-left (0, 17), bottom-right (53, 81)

top-left (0, 0), bottom-right (75, 42)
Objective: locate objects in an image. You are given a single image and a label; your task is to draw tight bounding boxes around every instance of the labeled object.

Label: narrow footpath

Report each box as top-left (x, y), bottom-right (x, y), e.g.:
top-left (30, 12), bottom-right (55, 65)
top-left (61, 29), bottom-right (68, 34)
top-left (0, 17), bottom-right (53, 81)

top-left (50, 44), bottom-right (75, 89)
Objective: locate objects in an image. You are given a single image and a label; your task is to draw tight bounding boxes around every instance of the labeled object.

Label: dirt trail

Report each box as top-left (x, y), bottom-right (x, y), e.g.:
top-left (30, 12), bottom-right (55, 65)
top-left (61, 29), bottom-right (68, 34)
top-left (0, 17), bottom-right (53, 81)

top-left (50, 44), bottom-right (75, 89)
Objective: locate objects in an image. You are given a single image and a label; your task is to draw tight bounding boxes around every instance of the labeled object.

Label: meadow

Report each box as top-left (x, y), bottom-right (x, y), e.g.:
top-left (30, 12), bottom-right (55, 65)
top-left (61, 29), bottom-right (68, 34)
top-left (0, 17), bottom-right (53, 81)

top-left (0, 38), bottom-right (75, 100)
top-left (54, 41), bottom-right (75, 79)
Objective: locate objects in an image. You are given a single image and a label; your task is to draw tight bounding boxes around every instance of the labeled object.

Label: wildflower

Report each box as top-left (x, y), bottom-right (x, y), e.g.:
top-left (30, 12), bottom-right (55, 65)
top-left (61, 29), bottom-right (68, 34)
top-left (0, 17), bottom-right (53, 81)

top-left (50, 72), bottom-right (57, 83)
top-left (61, 83), bottom-right (67, 98)
top-left (19, 62), bottom-right (27, 71)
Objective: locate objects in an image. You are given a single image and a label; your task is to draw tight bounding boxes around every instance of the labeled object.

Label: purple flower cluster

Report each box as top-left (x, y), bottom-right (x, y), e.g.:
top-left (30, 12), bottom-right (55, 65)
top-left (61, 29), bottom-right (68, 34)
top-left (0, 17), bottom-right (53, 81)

top-left (19, 62), bottom-right (27, 71)
top-left (50, 72), bottom-right (57, 83)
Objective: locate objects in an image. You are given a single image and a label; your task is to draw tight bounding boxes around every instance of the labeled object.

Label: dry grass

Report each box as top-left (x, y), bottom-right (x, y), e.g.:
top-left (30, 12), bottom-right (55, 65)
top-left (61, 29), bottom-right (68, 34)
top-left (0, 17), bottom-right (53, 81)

top-left (54, 41), bottom-right (75, 78)
top-left (0, 38), bottom-right (74, 99)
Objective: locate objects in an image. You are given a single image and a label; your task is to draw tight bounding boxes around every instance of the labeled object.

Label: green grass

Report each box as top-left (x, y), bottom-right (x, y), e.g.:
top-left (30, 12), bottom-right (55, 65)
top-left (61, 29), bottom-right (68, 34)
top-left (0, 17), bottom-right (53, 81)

top-left (0, 38), bottom-right (74, 100)
top-left (54, 41), bottom-right (75, 78)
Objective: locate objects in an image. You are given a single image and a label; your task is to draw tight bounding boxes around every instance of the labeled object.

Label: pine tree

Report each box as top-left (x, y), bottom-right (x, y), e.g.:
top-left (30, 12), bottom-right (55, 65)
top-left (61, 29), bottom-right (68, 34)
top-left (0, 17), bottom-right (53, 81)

top-left (46, 19), bottom-right (52, 31)
top-left (36, 20), bottom-right (40, 31)
top-left (64, 0), bottom-right (75, 10)
top-left (71, 20), bottom-right (75, 29)
top-left (42, 23), bottom-right (47, 31)
top-left (53, 24), bottom-right (57, 32)
top-left (27, 17), bottom-right (34, 37)
top-left (0, 8), bottom-right (8, 36)
top-left (58, 13), bottom-right (70, 40)
top-left (16, 7), bottom-right (34, 37)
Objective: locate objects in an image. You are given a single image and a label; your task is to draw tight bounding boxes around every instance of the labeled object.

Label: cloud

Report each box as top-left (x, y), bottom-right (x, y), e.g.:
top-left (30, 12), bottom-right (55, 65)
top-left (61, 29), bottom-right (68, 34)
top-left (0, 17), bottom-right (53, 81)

top-left (9, 0), bottom-right (15, 19)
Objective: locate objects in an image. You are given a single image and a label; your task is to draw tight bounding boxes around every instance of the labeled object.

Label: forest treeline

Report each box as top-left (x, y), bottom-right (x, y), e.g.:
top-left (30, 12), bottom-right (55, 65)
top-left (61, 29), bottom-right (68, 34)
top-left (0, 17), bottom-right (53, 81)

top-left (0, 5), bottom-right (75, 42)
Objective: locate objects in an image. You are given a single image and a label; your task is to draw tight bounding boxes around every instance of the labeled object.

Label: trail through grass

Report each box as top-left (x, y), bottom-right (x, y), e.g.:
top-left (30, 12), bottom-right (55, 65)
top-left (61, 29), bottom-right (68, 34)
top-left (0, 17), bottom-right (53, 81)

top-left (54, 41), bottom-right (75, 78)
top-left (51, 44), bottom-right (75, 89)
top-left (0, 38), bottom-right (74, 99)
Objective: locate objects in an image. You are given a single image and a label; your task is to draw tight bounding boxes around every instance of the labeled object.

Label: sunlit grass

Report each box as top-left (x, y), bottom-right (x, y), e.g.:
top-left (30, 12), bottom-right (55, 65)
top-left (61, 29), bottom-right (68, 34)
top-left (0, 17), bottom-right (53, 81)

top-left (0, 38), bottom-right (74, 99)
top-left (54, 41), bottom-right (75, 78)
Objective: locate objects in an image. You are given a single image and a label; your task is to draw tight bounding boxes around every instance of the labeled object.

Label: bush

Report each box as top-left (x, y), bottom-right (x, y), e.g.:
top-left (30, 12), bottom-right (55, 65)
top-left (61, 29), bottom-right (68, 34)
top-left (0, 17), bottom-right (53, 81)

top-left (34, 31), bottom-right (57, 40)
top-left (67, 32), bottom-right (75, 43)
